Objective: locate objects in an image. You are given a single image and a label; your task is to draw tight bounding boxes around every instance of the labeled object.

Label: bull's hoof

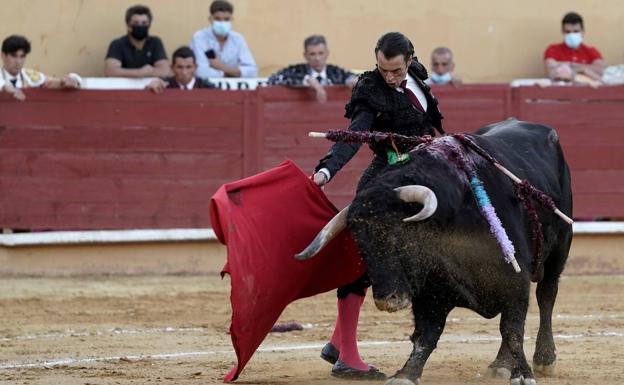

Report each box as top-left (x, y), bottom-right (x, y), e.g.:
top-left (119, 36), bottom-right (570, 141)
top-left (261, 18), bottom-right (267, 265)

top-left (487, 366), bottom-right (511, 379)
top-left (510, 376), bottom-right (537, 385)
top-left (384, 378), bottom-right (419, 385)
top-left (533, 362), bottom-right (556, 376)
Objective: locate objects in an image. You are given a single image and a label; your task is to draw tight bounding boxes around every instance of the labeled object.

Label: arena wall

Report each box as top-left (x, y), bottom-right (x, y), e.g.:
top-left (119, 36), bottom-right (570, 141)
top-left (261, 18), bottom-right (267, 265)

top-left (1, 0), bottom-right (623, 82)
top-left (2, 86), bottom-right (623, 231)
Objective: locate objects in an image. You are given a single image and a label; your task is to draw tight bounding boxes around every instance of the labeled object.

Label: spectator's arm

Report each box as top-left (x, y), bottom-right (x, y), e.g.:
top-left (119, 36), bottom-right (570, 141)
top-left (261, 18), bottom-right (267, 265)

top-left (152, 59), bottom-right (172, 77)
top-left (150, 38), bottom-right (172, 77)
top-left (236, 36), bottom-right (258, 77)
top-left (570, 59), bottom-right (607, 79)
top-left (450, 73), bottom-right (463, 86)
top-left (1, 82), bottom-right (26, 101)
top-left (306, 76), bottom-right (327, 103)
top-left (545, 58), bottom-right (560, 76)
top-left (345, 74), bottom-right (358, 89)
top-left (190, 33), bottom-right (222, 79)
top-left (208, 58), bottom-right (241, 77)
top-left (105, 58), bottom-right (156, 78)
top-left (145, 77), bottom-right (168, 94)
top-left (43, 73), bottom-right (82, 89)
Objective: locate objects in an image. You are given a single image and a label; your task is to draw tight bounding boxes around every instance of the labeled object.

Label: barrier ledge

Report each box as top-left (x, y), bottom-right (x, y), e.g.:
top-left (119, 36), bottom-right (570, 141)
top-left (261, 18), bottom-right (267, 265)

top-left (572, 222), bottom-right (624, 234)
top-left (0, 229), bottom-right (217, 247)
top-left (0, 222), bottom-right (621, 247)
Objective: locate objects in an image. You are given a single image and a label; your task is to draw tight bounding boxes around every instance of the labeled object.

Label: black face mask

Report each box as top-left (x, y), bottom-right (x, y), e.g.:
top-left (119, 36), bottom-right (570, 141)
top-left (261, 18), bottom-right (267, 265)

top-left (130, 25), bottom-right (149, 40)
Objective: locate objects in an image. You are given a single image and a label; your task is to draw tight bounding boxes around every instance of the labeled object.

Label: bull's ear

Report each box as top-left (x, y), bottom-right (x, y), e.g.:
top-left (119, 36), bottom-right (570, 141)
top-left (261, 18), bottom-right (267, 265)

top-left (395, 185), bottom-right (437, 222)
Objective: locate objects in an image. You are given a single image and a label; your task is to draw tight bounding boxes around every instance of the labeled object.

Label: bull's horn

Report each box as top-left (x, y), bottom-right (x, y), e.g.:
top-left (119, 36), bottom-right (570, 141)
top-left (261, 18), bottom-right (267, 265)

top-left (294, 206), bottom-right (349, 260)
top-left (395, 185), bottom-right (438, 222)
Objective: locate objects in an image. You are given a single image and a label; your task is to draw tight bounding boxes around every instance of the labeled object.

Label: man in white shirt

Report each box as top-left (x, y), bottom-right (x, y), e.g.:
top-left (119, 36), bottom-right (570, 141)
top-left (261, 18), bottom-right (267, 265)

top-left (190, 0), bottom-right (257, 79)
top-left (1, 35), bottom-right (81, 101)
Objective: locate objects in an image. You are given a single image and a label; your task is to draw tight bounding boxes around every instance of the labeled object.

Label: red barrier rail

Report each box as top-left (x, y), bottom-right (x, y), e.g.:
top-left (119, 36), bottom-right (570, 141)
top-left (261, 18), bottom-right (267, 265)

top-left (0, 85), bottom-right (622, 230)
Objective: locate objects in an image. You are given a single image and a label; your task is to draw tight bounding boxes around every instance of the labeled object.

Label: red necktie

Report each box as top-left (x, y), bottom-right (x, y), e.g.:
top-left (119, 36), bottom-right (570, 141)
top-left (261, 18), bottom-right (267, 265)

top-left (400, 80), bottom-right (425, 112)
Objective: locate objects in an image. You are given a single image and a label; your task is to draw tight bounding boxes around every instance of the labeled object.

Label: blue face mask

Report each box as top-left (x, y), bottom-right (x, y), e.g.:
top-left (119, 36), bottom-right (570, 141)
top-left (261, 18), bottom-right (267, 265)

top-left (564, 32), bottom-right (583, 49)
top-left (212, 21), bottom-right (232, 37)
top-left (430, 72), bottom-right (452, 84)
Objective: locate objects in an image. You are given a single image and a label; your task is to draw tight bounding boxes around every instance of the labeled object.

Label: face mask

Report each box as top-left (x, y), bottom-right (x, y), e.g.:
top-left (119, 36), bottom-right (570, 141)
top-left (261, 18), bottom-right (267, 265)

top-left (212, 21), bottom-right (232, 37)
top-left (564, 32), bottom-right (583, 49)
top-left (130, 25), bottom-right (149, 40)
top-left (430, 72), bottom-right (452, 84)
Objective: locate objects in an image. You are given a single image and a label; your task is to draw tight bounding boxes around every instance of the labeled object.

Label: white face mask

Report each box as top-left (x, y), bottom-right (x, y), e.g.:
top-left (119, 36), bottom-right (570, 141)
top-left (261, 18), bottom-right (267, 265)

top-left (212, 20), bottom-right (232, 37)
top-left (564, 32), bottom-right (583, 49)
top-left (430, 72), bottom-right (452, 84)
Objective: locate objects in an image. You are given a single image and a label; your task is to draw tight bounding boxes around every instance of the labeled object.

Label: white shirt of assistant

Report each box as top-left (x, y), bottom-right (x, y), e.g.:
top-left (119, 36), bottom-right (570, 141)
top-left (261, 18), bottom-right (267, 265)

top-left (1, 67), bottom-right (46, 89)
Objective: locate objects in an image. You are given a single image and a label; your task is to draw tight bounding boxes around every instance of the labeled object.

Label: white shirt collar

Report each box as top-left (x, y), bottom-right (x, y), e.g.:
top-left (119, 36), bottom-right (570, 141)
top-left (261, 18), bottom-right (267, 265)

top-left (310, 67), bottom-right (328, 82)
top-left (180, 77), bottom-right (196, 90)
top-left (396, 74), bottom-right (428, 111)
top-left (2, 67), bottom-right (22, 88)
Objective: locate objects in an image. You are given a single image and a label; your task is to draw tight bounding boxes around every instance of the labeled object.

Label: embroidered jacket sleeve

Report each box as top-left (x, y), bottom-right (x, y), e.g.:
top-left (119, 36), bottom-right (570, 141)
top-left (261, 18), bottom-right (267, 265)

top-left (314, 72), bottom-right (379, 178)
top-left (267, 64), bottom-right (309, 86)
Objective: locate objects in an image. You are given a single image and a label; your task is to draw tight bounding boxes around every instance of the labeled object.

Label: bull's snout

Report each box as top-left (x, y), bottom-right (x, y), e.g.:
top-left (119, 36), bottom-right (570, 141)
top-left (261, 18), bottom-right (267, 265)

top-left (374, 292), bottom-right (411, 313)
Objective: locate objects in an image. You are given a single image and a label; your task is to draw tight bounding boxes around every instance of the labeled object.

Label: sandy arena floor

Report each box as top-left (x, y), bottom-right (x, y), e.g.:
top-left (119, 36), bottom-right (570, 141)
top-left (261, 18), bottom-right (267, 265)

top-left (0, 273), bottom-right (622, 385)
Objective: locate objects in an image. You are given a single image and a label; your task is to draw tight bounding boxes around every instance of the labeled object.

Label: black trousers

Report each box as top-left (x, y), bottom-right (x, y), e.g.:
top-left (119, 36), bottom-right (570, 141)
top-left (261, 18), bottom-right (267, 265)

top-left (337, 155), bottom-right (387, 299)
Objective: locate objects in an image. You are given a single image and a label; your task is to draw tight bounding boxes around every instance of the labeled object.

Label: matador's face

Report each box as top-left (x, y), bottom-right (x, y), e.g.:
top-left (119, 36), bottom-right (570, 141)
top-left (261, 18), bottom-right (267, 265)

top-left (376, 51), bottom-right (412, 88)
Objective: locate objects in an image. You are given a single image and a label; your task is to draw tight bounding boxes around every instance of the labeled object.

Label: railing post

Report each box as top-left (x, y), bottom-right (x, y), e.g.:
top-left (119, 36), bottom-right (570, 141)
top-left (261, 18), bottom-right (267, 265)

top-left (242, 90), bottom-right (263, 177)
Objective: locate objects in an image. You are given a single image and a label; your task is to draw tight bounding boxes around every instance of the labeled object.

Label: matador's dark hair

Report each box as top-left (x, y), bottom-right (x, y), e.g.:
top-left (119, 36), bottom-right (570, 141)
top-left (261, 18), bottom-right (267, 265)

top-left (375, 32), bottom-right (414, 63)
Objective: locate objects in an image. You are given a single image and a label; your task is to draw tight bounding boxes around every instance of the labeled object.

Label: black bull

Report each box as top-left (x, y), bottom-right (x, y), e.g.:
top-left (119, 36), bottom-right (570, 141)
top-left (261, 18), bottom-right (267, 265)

top-left (297, 119), bottom-right (572, 385)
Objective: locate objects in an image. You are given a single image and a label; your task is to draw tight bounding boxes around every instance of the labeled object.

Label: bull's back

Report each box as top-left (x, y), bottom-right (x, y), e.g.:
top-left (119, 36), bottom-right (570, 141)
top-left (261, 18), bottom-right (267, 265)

top-left (471, 118), bottom-right (570, 203)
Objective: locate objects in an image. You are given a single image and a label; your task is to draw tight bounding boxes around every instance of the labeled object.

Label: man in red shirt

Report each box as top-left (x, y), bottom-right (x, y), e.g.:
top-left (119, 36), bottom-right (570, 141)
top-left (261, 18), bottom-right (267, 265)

top-left (544, 12), bottom-right (605, 82)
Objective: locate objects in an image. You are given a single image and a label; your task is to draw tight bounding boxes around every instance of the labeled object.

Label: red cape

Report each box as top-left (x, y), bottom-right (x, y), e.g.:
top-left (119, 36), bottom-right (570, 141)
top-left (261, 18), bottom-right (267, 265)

top-left (209, 160), bottom-right (365, 382)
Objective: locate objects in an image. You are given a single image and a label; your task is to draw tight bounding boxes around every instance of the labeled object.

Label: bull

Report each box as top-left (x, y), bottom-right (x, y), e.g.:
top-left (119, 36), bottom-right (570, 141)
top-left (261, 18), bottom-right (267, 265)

top-left (297, 119), bottom-right (572, 385)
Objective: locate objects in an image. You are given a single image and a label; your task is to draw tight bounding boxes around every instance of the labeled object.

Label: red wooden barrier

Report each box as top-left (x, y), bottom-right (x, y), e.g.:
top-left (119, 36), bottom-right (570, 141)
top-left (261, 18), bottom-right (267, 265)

top-left (0, 85), bottom-right (622, 230)
top-left (514, 86), bottom-right (624, 218)
top-left (0, 90), bottom-right (249, 229)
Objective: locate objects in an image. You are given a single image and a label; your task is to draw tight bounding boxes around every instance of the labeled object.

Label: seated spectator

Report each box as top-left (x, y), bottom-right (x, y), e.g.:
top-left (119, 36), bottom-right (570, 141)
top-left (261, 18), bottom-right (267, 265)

top-left (0, 35), bottom-right (81, 101)
top-left (267, 35), bottom-right (358, 103)
top-left (105, 5), bottom-right (171, 78)
top-left (544, 12), bottom-right (605, 82)
top-left (190, 0), bottom-right (257, 79)
top-left (146, 46), bottom-right (216, 93)
top-left (425, 47), bottom-right (462, 86)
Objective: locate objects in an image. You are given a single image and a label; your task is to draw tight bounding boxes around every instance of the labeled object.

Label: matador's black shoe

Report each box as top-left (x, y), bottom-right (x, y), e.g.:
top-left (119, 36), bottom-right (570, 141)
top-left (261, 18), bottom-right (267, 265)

top-left (320, 342), bottom-right (339, 364)
top-left (331, 360), bottom-right (387, 380)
